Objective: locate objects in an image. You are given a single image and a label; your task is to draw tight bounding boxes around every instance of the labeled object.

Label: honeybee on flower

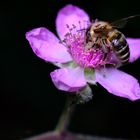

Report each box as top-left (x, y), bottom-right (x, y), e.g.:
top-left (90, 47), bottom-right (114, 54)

top-left (26, 4), bottom-right (140, 102)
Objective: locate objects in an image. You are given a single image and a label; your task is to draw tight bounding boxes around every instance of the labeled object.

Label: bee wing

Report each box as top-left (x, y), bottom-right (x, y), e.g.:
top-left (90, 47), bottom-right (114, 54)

top-left (111, 15), bottom-right (140, 28)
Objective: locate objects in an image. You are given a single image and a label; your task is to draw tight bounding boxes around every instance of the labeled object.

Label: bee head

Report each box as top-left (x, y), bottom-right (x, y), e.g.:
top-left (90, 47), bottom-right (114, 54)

top-left (90, 21), bottom-right (112, 35)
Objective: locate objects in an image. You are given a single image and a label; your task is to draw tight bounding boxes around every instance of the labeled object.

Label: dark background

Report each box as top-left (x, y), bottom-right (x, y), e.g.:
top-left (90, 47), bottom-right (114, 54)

top-left (1, 0), bottom-right (140, 139)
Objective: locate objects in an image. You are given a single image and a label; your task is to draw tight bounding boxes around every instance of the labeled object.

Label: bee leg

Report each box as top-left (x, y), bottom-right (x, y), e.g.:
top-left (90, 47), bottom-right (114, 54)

top-left (101, 39), bottom-right (109, 53)
top-left (92, 37), bottom-right (99, 49)
top-left (85, 42), bottom-right (94, 50)
top-left (103, 52), bottom-right (108, 61)
top-left (95, 37), bottom-right (99, 42)
top-left (115, 63), bottom-right (123, 68)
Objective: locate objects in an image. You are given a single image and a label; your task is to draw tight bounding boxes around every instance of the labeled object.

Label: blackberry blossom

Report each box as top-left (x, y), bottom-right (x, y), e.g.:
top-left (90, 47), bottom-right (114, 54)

top-left (26, 4), bottom-right (140, 101)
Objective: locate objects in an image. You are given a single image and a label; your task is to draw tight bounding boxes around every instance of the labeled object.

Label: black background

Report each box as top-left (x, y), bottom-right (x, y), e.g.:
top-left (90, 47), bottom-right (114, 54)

top-left (1, 0), bottom-right (140, 139)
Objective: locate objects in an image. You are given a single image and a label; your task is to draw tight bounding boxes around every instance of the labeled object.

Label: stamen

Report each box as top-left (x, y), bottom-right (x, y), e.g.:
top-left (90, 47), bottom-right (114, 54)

top-left (61, 23), bottom-right (117, 68)
top-left (78, 21), bottom-right (82, 30)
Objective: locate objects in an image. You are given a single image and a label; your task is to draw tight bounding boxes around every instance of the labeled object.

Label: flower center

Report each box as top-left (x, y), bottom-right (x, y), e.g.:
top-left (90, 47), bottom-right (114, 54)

top-left (62, 24), bottom-right (118, 68)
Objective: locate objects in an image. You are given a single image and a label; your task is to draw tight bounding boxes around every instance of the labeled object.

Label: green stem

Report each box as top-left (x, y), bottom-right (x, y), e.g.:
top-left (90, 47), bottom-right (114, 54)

top-left (55, 96), bottom-right (76, 133)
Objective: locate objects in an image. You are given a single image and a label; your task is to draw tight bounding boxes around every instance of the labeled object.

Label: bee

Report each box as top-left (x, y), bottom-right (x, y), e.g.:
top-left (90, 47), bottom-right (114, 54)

top-left (85, 15), bottom-right (139, 66)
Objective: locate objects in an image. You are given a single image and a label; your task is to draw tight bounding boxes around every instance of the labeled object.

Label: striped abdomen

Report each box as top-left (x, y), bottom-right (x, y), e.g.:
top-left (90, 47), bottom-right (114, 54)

top-left (109, 30), bottom-right (130, 64)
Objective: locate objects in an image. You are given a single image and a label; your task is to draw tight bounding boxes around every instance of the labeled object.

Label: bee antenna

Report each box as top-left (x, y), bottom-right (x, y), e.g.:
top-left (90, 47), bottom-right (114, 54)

top-left (95, 19), bottom-right (98, 22)
top-left (77, 28), bottom-right (87, 32)
top-left (91, 19), bottom-right (99, 23)
top-left (91, 19), bottom-right (94, 23)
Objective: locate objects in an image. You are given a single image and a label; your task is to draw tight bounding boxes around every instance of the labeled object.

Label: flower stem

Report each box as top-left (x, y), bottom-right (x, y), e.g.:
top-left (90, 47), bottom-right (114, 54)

top-left (55, 95), bottom-right (76, 133)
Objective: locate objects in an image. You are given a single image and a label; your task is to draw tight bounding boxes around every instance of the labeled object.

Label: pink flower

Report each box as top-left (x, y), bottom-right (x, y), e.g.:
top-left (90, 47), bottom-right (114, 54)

top-left (26, 4), bottom-right (140, 101)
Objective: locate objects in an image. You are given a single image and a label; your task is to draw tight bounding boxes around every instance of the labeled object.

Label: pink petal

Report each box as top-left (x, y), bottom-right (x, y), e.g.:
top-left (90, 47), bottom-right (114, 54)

top-left (95, 68), bottom-right (140, 101)
top-left (50, 67), bottom-right (87, 92)
top-left (127, 38), bottom-right (140, 62)
top-left (56, 4), bottom-right (90, 39)
top-left (26, 27), bottom-right (72, 63)
top-left (26, 131), bottom-right (110, 140)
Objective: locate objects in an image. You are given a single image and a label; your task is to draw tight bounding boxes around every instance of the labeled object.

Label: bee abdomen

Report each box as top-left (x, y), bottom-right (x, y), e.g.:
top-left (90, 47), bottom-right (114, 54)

top-left (111, 32), bottom-right (130, 64)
